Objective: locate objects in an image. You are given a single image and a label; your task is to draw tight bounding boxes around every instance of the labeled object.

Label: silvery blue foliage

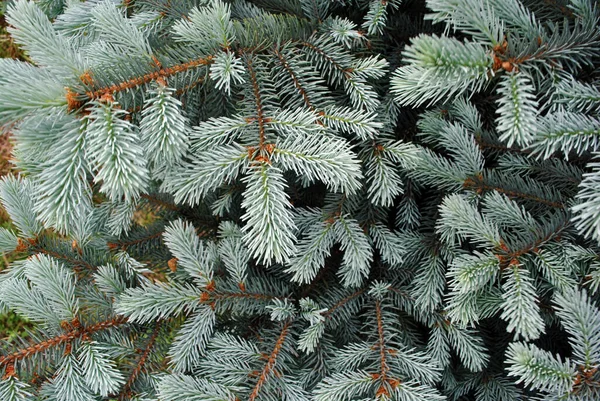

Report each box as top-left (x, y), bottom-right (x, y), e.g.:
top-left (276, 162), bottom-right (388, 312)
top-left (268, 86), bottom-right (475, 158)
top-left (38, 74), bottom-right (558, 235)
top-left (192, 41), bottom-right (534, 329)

top-left (0, 0), bottom-right (599, 400)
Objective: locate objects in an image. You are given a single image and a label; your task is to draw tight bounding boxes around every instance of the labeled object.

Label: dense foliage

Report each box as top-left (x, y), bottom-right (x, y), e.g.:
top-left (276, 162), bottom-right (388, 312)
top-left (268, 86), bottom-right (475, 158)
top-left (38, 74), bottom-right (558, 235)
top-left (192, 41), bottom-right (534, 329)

top-left (0, 0), bottom-right (599, 400)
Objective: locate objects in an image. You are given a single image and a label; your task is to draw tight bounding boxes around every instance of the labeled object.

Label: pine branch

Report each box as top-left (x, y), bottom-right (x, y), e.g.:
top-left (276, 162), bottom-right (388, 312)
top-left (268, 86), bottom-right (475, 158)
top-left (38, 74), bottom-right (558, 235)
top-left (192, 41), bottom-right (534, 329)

top-left (0, 316), bottom-right (127, 368)
top-left (495, 71), bottom-right (538, 147)
top-left (174, 76), bottom-right (206, 96)
top-left (463, 174), bottom-right (565, 208)
top-left (31, 245), bottom-right (96, 273)
top-left (323, 288), bottom-right (365, 319)
top-left (273, 47), bottom-right (315, 111)
top-left (117, 320), bottom-right (162, 401)
top-left (241, 165), bottom-right (296, 265)
top-left (475, 137), bottom-right (532, 155)
top-left (374, 300), bottom-right (390, 396)
top-left (203, 289), bottom-right (285, 305)
top-left (107, 230), bottom-right (164, 251)
top-left (300, 40), bottom-right (351, 82)
top-left (2, 1), bottom-right (600, 400)
top-left (245, 54), bottom-right (267, 151)
top-left (496, 217), bottom-right (569, 266)
top-left (82, 55), bottom-right (214, 102)
top-left (248, 320), bottom-right (291, 401)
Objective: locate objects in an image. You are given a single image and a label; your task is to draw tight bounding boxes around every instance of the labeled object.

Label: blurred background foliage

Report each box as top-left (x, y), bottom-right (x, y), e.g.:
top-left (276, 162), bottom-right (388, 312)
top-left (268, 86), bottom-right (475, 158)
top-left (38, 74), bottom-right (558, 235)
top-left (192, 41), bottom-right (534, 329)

top-left (0, 7), bottom-right (26, 60)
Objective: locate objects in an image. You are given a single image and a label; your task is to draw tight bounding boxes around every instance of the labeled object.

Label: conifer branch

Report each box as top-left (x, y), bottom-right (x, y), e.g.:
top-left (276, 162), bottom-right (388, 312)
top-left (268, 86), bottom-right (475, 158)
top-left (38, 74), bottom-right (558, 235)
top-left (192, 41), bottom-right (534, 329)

top-left (83, 56), bottom-right (214, 101)
top-left (375, 300), bottom-right (389, 393)
top-left (323, 289), bottom-right (365, 318)
top-left (0, 316), bottom-right (127, 367)
top-left (463, 175), bottom-right (565, 208)
top-left (107, 231), bottom-right (164, 251)
top-left (245, 55), bottom-right (267, 151)
top-left (174, 76), bottom-right (206, 96)
top-left (202, 289), bottom-right (284, 304)
top-left (273, 47), bottom-right (315, 111)
top-left (2, 1), bottom-right (600, 400)
top-left (475, 137), bottom-right (532, 154)
top-left (31, 245), bottom-right (96, 272)
top-left (496, 219), bottom-right (570, 266)
top-left (387, 286), bottom-right (414, 301)
top-left (118, 320), bottom-right (162, 400)
top-left (248, 320), bottom-right (291, 401)
top-left (300, 41), bottom-right (349, 78)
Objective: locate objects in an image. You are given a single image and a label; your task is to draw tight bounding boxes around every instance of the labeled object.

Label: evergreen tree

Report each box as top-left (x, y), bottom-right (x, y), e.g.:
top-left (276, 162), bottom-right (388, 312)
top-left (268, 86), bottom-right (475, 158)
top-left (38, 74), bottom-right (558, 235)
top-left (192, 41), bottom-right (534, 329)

top-left (0, 0), bottom-right (599, 400)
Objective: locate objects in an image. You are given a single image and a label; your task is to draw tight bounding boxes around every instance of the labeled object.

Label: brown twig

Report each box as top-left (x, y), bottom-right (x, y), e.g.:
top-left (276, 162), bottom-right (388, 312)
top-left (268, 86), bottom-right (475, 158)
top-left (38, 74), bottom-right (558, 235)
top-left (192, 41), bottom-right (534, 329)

top-left (300, 41), bottom-right (350, 78)
top-left (374, 300), bottom-right (389, 397)
top-left (174, 76), bottom-right (206, 96)
top-left (107, 230), bottom-right (164, 251)
top-left (84, 55), bottom-right (213, 101)
top-left (273, 47), bottom-right (315, 111)
top-left (463, 175), bottom-right (565, 208)
top-left (0, 316), bottom-right (127, 367)
top-left (32, 247), bottom-right (95, 272)
top-left (118, 321), bottom-right (162, 400)
top-left (245, 56), bottom-right (267, 151)
top-left (323, 289), bottom-right (365, 318)
top-left (248, 321), bottom-right (291, 401)
top-left (200, 290), bottom-right (282, 305)
top-left (495, 218), bottom-right (570, 267)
